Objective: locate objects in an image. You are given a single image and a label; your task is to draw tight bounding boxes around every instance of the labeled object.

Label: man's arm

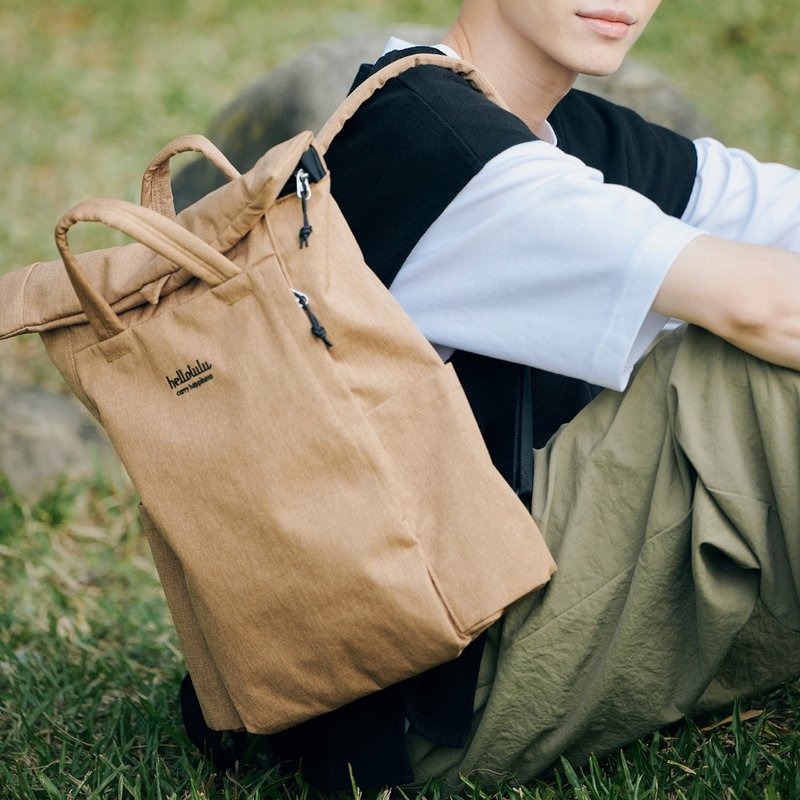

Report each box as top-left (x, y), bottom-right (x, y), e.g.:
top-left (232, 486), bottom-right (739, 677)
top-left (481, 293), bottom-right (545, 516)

top-left (654, 234), bottom-right (800, 371)
top-left (683, 139), bottom-right (800, 253)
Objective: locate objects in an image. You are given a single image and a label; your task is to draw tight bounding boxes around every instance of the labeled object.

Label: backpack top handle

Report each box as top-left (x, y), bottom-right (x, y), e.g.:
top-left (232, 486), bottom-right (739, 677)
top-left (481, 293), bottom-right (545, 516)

top-left (54, 198), bottom-right (243, 341)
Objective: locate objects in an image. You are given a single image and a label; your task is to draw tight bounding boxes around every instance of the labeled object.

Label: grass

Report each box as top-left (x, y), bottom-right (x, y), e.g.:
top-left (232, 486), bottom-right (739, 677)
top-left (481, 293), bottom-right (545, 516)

top-left (1, 469), bottom-right (799, 798)
top-left (2, 0), bottom-right (800, 797)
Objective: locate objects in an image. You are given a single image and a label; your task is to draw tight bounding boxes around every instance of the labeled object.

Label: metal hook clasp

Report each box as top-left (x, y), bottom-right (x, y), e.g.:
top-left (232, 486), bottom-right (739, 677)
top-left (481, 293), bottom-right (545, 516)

top-left (296, 169), bottom-right (312, 201)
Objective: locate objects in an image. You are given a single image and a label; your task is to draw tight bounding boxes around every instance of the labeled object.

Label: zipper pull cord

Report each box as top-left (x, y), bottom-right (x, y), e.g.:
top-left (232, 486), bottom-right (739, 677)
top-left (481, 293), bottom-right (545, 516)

top-left (292, 290), bottom-right (333, 348)
top-left (296, 169), bottom-right (313, 248)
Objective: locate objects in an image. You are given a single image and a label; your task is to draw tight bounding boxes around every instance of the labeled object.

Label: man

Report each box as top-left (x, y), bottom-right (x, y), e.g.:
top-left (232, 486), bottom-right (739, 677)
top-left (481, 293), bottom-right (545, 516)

top-left (270, 1), bottom-right (800, 790)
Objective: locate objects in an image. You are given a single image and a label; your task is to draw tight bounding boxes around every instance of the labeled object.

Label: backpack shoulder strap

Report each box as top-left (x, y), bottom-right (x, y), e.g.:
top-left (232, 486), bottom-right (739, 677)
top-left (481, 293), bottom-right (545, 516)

top-left (315, 53), bottom-right (508, 153)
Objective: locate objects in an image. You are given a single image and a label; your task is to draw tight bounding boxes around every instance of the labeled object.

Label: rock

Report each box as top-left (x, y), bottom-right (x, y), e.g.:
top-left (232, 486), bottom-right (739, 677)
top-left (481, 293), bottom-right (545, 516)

top-left (0, 379), bottom-right (116, 500)
top-left (172, 26), bottom-right (712, 211)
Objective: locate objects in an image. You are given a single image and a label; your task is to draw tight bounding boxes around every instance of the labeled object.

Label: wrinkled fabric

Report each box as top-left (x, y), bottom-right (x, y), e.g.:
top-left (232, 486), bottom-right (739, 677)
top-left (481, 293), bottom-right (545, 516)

top-left (408, 326), bottom-right (800, 790)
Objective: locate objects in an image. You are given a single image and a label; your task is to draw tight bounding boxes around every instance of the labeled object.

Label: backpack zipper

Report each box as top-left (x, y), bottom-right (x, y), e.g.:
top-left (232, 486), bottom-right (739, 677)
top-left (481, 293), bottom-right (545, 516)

top-left (292, 290), bottom-right (333, 348)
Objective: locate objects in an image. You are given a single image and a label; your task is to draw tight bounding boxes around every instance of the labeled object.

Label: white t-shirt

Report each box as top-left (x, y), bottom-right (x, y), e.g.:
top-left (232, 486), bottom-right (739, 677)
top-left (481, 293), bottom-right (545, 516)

top-left (382, 39), bottom-right (800, 390)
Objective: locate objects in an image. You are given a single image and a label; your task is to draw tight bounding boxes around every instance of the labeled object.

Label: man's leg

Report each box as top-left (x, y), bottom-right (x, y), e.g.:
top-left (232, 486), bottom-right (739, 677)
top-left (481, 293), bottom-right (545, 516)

top-left (409, 326), bottom-right (800, 788)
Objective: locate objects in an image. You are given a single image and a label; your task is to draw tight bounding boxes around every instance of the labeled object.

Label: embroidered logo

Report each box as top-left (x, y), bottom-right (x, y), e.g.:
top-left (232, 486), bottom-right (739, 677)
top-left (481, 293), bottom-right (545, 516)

top-left (166, 359), bottom-right (214, 397)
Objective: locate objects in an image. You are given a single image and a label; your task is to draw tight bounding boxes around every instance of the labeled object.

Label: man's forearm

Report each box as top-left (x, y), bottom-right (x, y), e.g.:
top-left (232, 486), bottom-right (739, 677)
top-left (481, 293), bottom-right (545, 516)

top-left (653, 234), bottom-right (800, 371)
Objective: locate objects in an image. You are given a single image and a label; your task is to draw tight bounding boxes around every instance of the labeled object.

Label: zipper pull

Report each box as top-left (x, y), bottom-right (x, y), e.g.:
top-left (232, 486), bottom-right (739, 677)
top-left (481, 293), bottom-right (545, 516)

top-left (292, 290), bottom-right (333, 348)
top-left (295, 169), bottom-right (313, 248)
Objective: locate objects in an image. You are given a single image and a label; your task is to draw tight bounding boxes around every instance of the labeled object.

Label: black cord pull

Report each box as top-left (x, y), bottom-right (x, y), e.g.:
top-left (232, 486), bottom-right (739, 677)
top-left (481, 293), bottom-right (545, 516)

top-left (292, 291), bottom-right (333, 348)
top-left (296, 169), bottom-right (313, 248)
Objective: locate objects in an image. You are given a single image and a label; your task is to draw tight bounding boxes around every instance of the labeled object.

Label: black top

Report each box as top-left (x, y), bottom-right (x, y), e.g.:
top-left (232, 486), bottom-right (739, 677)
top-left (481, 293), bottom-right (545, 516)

top-left (266, 46), bottom-right (698, 791)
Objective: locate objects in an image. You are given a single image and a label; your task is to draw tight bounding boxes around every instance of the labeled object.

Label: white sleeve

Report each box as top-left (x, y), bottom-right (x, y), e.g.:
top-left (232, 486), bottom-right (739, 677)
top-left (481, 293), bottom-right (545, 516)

top-left (683, 137), bottom-right (800, 250)
top-left (389, 141), bottom-right (702, 391)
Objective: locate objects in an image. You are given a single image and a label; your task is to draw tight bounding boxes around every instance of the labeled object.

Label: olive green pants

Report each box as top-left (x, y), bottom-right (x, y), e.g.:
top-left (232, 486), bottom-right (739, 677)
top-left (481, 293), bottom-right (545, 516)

top-left (408, 326), bottom-right (800, 789)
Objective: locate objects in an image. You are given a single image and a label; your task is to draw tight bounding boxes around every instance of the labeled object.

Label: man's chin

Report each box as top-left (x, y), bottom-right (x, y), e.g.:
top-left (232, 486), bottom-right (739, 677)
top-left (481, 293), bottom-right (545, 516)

top-left (574, 50), bottom-right (629, 78)
top-left (579, 63), bottom-right (623, 78)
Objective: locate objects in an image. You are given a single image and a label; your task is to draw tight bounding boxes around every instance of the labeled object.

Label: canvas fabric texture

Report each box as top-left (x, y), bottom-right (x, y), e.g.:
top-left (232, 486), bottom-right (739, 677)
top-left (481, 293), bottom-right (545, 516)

top-left (404, 325), bottom-right (800, 790)
top-left (0, 55), bottom-right (555, 735)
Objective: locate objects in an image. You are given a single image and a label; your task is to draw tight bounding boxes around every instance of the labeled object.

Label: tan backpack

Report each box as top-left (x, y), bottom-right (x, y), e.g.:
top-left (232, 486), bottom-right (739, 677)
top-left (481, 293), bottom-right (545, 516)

top-left (0, 54), bottom-right (555, 735)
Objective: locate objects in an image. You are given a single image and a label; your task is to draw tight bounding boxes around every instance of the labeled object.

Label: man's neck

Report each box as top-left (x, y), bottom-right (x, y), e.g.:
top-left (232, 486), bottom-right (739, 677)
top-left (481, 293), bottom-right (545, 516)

top-left (441, 12), bottom-right (576, 137)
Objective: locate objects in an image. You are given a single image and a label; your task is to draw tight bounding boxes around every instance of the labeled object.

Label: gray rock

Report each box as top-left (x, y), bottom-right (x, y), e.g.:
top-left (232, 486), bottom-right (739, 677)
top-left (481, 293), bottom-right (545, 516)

top-left (173, 26), bottom-right (711, 210)
top-left (0, 379), bottom-right (115, 500)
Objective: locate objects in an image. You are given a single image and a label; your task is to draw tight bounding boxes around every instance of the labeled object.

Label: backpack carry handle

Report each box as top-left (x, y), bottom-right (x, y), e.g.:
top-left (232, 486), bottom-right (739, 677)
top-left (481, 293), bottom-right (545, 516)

top-left (316, 53), bottom-right (508, 153)
top-left (55, 197), bottom-right (243, 341)
top-left (141, 134), bottom-right (241, 218)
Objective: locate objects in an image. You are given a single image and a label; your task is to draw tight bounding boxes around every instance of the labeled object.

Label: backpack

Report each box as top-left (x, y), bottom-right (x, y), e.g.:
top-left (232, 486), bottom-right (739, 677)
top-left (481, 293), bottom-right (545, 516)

top-left (0, 53), bottom-right (555, 741)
